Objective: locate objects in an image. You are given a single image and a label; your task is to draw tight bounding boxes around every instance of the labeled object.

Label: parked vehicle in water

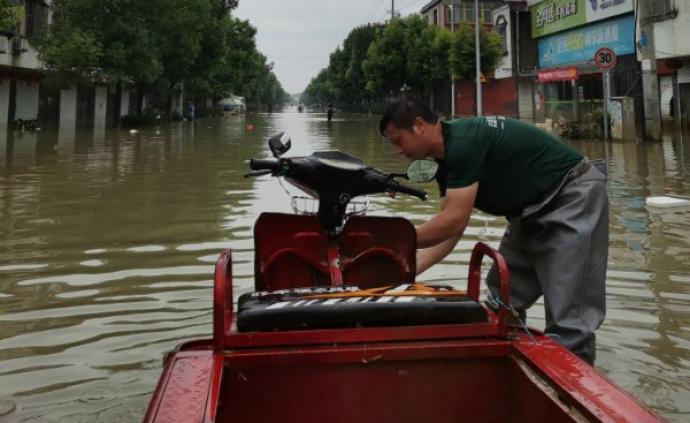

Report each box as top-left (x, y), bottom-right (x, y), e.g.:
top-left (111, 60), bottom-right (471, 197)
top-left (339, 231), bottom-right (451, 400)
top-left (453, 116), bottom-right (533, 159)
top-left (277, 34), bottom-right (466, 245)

top-left (218, 95), bottom-right (246, 115)
top-left (143, 133), bottom-right (662, 423)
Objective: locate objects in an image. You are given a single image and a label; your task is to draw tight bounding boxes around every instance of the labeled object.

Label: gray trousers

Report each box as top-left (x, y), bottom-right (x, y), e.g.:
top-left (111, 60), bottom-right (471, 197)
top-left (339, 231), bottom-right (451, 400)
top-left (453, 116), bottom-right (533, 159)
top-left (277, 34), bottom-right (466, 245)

top-left (487, 159), bottom-right (608, 364)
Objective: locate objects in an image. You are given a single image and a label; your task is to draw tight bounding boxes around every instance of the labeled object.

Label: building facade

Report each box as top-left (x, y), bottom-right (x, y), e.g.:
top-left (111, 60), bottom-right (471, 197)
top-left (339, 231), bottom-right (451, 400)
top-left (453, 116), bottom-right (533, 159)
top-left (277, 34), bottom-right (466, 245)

top-left (1, 0), bottom-right (50, 128)
top-left (529, 0), bottom-right (642, 139)
top-left (636, 0), bottom-right (690, 139)
top-left (420, 0), bottom-right (537, 120)
top-left (1, 0), bottom-right (135, 132)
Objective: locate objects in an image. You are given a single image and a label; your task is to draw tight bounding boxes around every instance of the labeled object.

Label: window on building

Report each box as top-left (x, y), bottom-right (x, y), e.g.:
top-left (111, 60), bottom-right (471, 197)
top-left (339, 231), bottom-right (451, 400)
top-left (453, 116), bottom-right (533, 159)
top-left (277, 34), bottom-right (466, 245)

top-left (483, 8), bottom-right (492, 23)
top-left (433, 9), bottom-right (438, 26)
top-left (495, 15), bottom-right (508, 55)
top-left (649, 0), bottom-right (674, 18)
top-left (24, 0), bottom-right (49, 38)
top-left (464, 7), bottom-right (474, 22)
top-left (454, 1), bottom-right (503, 24)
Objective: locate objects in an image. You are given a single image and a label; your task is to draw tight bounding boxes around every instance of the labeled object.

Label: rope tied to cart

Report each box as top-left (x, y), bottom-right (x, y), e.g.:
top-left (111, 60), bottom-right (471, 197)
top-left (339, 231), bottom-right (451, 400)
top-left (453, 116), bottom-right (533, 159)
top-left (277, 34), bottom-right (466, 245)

top-left (490, 297), bottom-right (539, 344)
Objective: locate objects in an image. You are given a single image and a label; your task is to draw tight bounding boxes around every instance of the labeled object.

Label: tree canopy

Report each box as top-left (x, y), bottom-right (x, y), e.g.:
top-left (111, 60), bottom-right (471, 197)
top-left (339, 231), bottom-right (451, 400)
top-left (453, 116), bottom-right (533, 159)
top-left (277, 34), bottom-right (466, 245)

top-left (37, 0), bottom-right (288, 111)
top-left (449, 23), bottom-right (503, 80)
top-left (301, 23), bottom-right (382, 108)
top-left (0, 0), bottom-right (23, 32)
top-left (303, 15), bottom-right (503, 109)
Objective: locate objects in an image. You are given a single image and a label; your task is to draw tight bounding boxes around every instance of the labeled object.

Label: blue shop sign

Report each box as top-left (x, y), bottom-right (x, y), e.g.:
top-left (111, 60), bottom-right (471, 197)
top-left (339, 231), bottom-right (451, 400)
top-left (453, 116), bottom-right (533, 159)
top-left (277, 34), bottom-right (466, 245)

top-left (538, 14), bottom-right (634, 68)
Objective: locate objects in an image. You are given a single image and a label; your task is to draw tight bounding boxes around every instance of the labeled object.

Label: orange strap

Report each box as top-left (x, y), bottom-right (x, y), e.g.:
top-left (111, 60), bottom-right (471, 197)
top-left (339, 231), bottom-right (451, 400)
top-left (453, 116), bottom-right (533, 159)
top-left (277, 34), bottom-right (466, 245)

top-left (303, 283), bottom-right (467, 299)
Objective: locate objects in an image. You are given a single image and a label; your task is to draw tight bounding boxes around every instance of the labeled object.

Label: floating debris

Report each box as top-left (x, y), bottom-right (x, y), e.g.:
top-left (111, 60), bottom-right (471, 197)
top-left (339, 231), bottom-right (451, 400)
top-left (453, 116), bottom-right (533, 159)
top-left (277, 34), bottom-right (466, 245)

top-left (646, 196), bottom-right (690, 209)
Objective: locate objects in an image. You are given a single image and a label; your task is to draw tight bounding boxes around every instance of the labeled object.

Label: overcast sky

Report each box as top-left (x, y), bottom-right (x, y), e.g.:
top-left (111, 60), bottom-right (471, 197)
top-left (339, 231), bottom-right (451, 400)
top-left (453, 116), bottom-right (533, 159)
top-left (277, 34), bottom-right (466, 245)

top-left (234, 0), bottom-right (431, 94)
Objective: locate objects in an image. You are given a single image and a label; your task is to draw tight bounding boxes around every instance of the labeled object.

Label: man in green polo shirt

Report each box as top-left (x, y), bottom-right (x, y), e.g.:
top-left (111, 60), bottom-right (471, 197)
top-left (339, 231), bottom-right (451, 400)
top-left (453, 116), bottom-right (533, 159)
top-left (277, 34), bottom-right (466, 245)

top-left (380, 98), bottom-right (608, 364)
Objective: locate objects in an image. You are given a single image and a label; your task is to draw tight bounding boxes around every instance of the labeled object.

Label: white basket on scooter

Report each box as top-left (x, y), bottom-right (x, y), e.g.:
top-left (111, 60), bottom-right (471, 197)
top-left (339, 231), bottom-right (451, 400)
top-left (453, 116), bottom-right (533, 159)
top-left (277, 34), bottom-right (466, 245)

top-left (291, 196), bottom-right (369, 217)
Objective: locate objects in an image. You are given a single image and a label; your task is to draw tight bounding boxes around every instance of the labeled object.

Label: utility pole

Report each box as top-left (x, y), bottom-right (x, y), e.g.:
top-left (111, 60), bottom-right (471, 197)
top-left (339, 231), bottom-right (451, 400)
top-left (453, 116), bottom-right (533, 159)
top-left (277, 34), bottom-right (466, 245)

top-left (391, 0), bottom-right (395, 20)
top-left (637, 0), bottom-right (661, 140)
top-left (475, 0), bottom-right (482, 116)
top-left (450, 1), bottom-right (455, 118)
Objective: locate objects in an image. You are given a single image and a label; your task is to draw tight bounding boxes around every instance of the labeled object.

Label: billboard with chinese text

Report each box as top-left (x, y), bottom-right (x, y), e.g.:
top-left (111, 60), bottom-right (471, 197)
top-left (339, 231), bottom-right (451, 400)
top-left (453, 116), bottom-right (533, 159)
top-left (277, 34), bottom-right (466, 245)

top-left (530, 0), bottom-right (633, 38)
top-left (538, 14), bottom-right (634, 68)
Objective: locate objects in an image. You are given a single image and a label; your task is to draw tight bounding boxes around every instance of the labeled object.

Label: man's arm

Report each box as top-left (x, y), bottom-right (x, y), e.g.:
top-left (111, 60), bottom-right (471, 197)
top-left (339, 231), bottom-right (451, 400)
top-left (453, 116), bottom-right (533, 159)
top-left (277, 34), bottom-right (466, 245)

top-left (416, 182), bottom-right (477, 249)
top-left (416, 232), bottom-right (462, 275)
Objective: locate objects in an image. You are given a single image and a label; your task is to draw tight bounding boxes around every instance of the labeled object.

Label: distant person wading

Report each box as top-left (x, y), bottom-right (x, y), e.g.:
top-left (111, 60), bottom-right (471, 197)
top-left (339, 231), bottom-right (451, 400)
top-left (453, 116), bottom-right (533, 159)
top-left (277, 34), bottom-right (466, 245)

top-left (327, 103), bottom-right (334, 122)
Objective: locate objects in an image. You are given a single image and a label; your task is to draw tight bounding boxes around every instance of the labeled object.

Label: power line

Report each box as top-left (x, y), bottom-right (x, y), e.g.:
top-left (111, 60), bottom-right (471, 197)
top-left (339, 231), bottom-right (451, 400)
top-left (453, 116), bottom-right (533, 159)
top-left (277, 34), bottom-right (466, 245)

top-left (376, 2), bottom-right (391, 21)
top-left (397, 0), bottom-right (426, 14)
top-left (360, 0), bottom-right (384, 24)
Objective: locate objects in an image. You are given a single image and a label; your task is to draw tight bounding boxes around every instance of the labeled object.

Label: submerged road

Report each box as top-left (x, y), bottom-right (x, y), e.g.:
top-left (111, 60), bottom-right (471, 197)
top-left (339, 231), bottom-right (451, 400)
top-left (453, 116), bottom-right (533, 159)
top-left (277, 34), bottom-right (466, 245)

top-left (0, 110), bottom-right (689, 421)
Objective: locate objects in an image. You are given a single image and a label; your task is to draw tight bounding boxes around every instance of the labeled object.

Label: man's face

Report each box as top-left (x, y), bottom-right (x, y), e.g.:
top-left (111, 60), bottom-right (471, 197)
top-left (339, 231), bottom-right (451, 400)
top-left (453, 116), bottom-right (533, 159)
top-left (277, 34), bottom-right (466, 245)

top-left (384, 119), bottom-right (429, 160)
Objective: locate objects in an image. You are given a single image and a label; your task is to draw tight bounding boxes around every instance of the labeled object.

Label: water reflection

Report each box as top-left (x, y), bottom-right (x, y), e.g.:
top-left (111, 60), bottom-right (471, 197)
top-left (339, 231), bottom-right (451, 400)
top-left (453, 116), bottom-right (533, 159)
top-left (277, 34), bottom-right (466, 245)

top-left (0, 112), bottom-right (689, 421)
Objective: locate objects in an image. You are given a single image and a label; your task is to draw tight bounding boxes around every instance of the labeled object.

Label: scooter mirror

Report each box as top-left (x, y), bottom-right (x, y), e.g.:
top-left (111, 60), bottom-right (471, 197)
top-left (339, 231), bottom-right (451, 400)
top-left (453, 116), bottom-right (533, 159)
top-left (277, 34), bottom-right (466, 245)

top-left (269, 132), bottom-right (292, 158)
top-left (406, 159), bottom-right (438, 183)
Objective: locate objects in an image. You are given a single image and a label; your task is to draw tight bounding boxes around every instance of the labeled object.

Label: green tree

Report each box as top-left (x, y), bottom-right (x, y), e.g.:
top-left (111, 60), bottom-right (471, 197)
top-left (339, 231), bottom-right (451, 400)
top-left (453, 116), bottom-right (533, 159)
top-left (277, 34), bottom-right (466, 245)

top-left (404, 16), bottom-right (451, 96)
top-left (0, 0), bottom-right (23, 32)
top-left (38, 0), bottom-right (288, 114)
top-left (302, 69), bottom-right (333, 106)
top-left (363, 19), bottom-right (407, 97)
top-left (363, 15), bottom-right (451, 98)
top-left (306, 16), bottom-right (503, 111)
top-left (339, 24), bottom-right (382, 106)
top-left (449, 23), bottom-right (503, 80)
top-left (302, 23), bottom-right (382, 108)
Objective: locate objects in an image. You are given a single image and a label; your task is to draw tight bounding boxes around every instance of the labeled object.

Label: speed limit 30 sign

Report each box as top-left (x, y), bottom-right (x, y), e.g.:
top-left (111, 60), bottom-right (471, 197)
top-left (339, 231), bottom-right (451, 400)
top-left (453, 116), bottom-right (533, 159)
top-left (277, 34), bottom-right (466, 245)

top-left (594, 47), bottom-right (617, 71)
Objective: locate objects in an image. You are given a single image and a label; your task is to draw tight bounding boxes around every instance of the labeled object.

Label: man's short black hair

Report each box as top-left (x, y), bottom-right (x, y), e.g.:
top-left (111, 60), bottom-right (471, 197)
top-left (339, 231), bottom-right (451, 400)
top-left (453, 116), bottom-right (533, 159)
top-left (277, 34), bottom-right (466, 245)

top-left (379, 97), bottom-right (439, 136)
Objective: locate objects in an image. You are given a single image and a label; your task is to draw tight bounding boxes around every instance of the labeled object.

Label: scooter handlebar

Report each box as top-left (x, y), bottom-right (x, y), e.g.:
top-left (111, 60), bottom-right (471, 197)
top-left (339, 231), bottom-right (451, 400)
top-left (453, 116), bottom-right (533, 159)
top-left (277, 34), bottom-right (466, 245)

top-left (249, 158), bottom-right (282, 172)
top-left (389, 181), bottom-right (428, 201)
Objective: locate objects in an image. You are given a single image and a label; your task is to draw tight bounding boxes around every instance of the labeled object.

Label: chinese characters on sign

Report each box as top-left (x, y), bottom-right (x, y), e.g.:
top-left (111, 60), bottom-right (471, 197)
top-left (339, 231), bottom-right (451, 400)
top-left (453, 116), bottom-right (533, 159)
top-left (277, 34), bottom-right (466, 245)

top-left (537, 67), bottom-right (579, 83)
top-left (535, 0), bottom-right (578, 28)
top-left (538, 14), bottom-right (634, 67)
top-left (530, 0), bottom-right (633, 38)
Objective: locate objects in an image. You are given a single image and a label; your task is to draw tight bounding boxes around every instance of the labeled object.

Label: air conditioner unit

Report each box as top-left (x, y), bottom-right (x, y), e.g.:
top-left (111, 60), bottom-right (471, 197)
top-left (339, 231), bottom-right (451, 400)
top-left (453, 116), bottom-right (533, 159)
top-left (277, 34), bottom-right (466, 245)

top-left (12, 37), bottom-right (28, 55)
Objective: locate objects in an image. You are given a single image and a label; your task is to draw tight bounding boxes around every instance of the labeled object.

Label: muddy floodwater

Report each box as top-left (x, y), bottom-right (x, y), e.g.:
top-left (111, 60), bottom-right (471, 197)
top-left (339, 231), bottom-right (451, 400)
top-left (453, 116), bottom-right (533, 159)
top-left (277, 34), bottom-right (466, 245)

top-left (1, 111), bottom-right (689, 422)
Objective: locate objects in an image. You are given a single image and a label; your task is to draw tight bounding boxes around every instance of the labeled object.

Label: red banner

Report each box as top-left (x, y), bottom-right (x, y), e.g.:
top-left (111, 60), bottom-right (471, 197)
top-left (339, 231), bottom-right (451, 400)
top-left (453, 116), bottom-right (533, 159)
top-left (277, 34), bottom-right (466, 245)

top-left (537, 67), bottom-right (578, 83)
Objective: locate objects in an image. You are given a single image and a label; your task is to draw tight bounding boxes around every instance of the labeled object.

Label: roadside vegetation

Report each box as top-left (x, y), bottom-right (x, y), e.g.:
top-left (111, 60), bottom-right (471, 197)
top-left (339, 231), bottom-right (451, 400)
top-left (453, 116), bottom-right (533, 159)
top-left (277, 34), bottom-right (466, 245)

top-left (302, 15), bottom-right (503, 112)
top-left (0, 0), bottom-right (23, 32)
top-left (35, 0), bottom-right (289, 114)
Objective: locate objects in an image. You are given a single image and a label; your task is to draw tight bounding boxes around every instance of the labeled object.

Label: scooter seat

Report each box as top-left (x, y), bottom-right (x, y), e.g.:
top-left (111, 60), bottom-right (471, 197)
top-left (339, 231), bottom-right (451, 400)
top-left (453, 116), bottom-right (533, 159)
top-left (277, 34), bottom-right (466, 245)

top-left (237, 284), bottom-right (488, 332)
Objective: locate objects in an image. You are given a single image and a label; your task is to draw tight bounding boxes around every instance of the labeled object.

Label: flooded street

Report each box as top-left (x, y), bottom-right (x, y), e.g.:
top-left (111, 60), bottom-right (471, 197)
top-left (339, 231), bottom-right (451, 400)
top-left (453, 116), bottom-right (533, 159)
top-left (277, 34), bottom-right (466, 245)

top-left (1, 111), bottom-right (689, 422)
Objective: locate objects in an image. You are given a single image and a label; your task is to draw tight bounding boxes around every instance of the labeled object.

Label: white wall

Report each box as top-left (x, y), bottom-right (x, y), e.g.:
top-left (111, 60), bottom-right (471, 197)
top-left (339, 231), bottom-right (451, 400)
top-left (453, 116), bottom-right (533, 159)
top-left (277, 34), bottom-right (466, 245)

top-left (492, 5), bottom-right (513, 80)
top-left (0, 78), bottom-right (9, 127)
top-left (654, 0), bottom-right (690, 59)
top-left (120, 89), bottom-right (130, 117)
top-left (11, 40), bottom-right (41, 70)
top-left (15, 80), bottom-right (38, 120)
top-left (0, 36), bottom-right (10, 67)
top-left (60, 86), bottom-right (78, 129)
top-left (659, 75), bottom-right (673, 119)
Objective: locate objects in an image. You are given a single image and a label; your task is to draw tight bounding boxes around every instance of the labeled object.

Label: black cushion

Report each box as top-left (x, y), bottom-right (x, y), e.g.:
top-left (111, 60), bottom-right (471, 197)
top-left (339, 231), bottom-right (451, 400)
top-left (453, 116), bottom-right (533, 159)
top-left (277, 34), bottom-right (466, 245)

top-left (237, 285), bottom-right (488, 332)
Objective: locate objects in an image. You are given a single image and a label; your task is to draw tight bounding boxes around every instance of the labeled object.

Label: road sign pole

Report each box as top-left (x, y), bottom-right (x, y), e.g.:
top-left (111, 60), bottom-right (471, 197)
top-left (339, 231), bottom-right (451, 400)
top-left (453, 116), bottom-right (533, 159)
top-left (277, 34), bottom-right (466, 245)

top-left (593, 47), bottom-right (616, 141)
top-left (603, 71), bottom-right (609, 141)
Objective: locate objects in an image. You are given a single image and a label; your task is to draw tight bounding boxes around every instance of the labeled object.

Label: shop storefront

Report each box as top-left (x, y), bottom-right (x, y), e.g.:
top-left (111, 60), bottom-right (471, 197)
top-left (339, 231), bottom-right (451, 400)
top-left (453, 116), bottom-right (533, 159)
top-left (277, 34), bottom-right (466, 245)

top-left (529, 0), bottom-right (640, 129)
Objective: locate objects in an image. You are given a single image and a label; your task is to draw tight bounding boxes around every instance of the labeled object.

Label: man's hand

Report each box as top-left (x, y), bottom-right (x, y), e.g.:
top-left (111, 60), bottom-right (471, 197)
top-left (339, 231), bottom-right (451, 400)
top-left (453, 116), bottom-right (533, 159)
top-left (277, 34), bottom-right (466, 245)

top-left (416, 182), bottom-right (477, 249)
